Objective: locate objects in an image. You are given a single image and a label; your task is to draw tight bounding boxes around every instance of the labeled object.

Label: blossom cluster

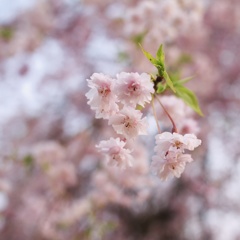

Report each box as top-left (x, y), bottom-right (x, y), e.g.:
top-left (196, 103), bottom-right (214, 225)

top-left (86, 72), bottom-right (154, 169)
top-left (1, 0), bottom-right (239, 238)
top-left (86, 71), bottom-right (202, 180)
top-left (151, 132), bottom-right (201, 181)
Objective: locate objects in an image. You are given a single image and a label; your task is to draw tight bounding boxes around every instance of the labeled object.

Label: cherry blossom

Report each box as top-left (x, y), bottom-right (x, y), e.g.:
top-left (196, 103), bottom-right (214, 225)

top-left (85, 73), bottom-right (119, 119)
top-left (152, 132), bottom-right (201, 180)
top-left (183, 133), bottom-right (202, 150)
top-left (2, 0), bottom-right (240, 238)
top-left (108, 107), bottom-right (148, 139)
top-left (96, 138), bottom-right (133, 169)
top-left (152, 151), bottom-right (193, 181)
top-left (115, 72), bottom-right (154, 107)
top-left (154, 132), bottom-right (201, 154)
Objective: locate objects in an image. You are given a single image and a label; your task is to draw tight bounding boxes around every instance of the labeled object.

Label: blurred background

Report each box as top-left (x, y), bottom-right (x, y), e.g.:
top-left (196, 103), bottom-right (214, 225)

top-left (0, 0), bottom-right (240, 239)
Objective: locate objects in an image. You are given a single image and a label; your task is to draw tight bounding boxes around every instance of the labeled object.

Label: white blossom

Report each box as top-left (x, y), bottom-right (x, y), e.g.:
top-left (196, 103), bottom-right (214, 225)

top-left (108, 107), bottom-right (148, 139)
top-left (85, 73), bottom-right (119, 119)
top-left (154, 132), bottom-right (201, 153)
top-left (152, 151), bottom-right (193, 181)
top-left (115, 72), bottom-right (154, 107)
top-left (152, 132), bottom-right (201, 181)
top-left (152, 150), bottom-right (193, 181)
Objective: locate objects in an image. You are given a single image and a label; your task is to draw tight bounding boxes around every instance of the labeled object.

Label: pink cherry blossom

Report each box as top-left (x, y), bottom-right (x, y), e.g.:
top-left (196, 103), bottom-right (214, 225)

top-left (108, 107), bottom-right (148, 139)
top-left (183, 133), bottom-right (202, 150)
top-left (152, 151), bottom-right (193, 181)
top-left (152, 132), bottom-right (201, 180)
top-left (96, 138), bottom-right (133, 169)
top-left (154, 132), bottom-right (201, 154)
top-left (115, 72), bottom-right (154, 107)
top-left (85, 73), bottom-right (119, 119)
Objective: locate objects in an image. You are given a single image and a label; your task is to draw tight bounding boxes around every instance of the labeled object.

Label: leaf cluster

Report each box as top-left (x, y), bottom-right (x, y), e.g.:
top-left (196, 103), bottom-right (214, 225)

top-left (140, 44), bottom-right (203, 116)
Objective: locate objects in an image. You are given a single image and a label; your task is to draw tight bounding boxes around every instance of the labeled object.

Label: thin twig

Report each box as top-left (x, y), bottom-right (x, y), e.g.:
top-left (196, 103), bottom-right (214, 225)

top-left (151, 96), bottom-right (161, 133)
top-left (154, 94), bottom-right (178, 133)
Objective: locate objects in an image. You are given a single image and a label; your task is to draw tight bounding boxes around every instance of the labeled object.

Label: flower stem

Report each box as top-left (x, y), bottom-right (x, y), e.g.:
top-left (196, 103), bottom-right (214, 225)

top-left (151, 96), bottom-right (161, 133)
top-left (154, 94), bottom-right (178, 133)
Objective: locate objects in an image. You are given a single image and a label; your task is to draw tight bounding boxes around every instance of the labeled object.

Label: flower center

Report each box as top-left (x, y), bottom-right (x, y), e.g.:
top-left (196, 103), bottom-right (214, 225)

top-left (98, 86), bottom-right (111, 97)
top-left (124, 117), bottom-right (135, 130)
top-left (127, 81), bottom-right (140, 94)
top-left (170, 164), bottom-right (176, 170)
top-left (173, 140), bottom-right (182, 149)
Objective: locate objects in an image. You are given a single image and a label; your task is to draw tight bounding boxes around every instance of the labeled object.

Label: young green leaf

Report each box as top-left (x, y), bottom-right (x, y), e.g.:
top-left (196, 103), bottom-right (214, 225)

top-left (139, 44), bottom-right (159, 66)
top-left (175, 85), bottom-right (203, 116)
top-left (169, 72), bottom-right (181, 83)
top-left (156, 44), bottom-right (165, 64)
top-left (176, 76), bottom-right (195, 85)
top-left (163, 71), bottom-right (176, 93)
top-left (139, 43), bottom-right (175, 93)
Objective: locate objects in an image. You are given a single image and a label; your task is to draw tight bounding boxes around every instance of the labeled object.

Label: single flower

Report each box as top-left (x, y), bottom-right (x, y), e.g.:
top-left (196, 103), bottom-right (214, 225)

top-left (108, 107), bottom-right (148, 139)
top-left (85, 73), bottom-right (119, 119)
top-left (115, 72), bottom-right (154, 107)
top-left (152, 151), bottom-right (193, 181)
top-left (154, 132), bottom-right (201, 154)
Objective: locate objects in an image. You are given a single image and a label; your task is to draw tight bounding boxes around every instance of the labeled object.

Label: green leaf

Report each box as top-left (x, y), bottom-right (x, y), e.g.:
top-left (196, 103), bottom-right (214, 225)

top-left (175, 85), bottom-right (203, 116)
top-left (169, 72), bottom-right (181, 83)
top-left (139, 44), bottom-right (160, 67)
top-left (176, 76), bottom-right (194, 85)
top-left (139, 43), bottom-right (164, 72)
top-left (139, 43), bottom-right (175, 93)
top-left (156, 44), bottom-right (165, 64)
top-left (163, 71), bottom-right (176, 93)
